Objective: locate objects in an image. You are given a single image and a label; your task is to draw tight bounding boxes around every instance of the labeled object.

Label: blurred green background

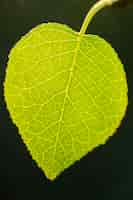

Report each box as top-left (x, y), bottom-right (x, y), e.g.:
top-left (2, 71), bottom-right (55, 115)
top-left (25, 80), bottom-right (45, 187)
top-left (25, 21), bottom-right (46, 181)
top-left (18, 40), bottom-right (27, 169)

top-left (0, 0), bottom-right (133, 199)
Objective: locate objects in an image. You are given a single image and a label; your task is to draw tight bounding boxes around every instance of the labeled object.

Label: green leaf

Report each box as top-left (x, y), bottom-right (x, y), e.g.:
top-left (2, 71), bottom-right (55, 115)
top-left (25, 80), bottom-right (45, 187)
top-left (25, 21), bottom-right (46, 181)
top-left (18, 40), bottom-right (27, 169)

top-left (4, 23), bottom-right (128, 180)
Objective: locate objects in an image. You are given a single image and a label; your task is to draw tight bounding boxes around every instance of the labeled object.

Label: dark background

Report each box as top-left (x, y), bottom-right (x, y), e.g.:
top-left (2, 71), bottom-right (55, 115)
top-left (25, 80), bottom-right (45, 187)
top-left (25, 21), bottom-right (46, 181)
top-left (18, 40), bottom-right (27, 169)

top-left (0, 0), bottom-right (133, 199)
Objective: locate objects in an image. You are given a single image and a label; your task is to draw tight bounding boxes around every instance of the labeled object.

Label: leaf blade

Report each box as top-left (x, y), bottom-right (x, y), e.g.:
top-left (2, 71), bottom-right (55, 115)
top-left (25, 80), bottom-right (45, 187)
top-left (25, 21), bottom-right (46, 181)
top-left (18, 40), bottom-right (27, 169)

top-left (4, 23), bottom-right (128, 180)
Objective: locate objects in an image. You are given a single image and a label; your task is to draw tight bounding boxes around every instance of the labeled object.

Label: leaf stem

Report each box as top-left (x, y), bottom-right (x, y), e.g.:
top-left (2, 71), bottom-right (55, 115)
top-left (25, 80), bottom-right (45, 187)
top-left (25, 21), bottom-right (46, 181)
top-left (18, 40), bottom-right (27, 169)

top-left (79, 0), bottom-right (119, 35)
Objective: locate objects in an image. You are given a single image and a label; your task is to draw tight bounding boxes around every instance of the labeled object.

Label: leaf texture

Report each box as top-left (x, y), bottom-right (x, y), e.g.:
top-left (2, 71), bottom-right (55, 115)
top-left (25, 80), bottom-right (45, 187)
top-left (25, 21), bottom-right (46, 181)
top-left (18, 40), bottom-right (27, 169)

top-left (4, 23), bottom-right (128, 180)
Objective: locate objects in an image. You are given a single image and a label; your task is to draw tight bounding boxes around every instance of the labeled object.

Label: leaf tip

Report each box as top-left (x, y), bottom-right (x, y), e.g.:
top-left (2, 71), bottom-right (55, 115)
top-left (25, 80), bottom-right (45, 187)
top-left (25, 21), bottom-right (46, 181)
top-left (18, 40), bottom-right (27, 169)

top-left (44, 168), bottom-right (58, 181)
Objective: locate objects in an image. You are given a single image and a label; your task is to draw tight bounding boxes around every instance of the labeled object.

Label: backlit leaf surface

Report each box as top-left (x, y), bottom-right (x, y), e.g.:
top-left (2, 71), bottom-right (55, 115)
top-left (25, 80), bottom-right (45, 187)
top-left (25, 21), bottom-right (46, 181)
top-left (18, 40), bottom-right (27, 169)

top-left (4, 23), bottom-right (128, 180)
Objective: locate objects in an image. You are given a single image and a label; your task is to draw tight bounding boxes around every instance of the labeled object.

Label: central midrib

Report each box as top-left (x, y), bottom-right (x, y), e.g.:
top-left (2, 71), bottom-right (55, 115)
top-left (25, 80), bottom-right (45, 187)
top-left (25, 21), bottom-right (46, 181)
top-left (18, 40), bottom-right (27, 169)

top-left (53, 34), bottom-right (82, 161)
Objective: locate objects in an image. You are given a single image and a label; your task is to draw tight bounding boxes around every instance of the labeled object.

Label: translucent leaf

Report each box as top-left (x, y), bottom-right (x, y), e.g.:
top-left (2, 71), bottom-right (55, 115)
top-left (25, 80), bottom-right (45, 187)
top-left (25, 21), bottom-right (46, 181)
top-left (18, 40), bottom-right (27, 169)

top-left (4, 23), bottom-right (128, 180)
